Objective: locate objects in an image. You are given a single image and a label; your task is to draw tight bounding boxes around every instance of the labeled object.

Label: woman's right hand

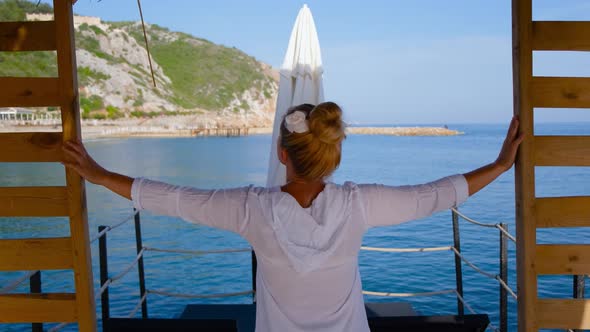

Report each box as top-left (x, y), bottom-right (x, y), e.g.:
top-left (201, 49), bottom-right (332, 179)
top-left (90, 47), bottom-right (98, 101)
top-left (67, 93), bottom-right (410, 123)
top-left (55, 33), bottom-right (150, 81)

top-left (494, 116), bottom-right (524, 171)
top-left (61, 140), bottom-right (109, 184)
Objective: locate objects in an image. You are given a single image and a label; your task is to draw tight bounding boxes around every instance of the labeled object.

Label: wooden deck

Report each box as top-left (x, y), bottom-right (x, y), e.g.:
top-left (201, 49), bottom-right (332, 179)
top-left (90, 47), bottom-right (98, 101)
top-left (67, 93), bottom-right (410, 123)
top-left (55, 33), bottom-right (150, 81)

top-left (104, 302), bottom-right (488, 332)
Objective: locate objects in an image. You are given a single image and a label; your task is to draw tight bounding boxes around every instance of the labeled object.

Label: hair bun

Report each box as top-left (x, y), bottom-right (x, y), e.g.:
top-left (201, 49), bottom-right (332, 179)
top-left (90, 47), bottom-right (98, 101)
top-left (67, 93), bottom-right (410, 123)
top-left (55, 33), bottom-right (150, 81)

top-left (308, 102), bottom-right (345, 145)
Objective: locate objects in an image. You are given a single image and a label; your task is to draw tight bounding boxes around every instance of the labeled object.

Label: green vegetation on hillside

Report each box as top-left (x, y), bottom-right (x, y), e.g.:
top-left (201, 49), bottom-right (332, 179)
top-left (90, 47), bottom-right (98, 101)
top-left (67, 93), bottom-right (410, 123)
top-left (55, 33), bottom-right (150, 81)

top-left (0, 51), bottom-right (57, 77)
top-left (78, 66), bottom-right (110, 86)
top-left (0, 0), bottom-right (276, 114)
top-left (0, 0), bottom-right (52, 21)
top-left (120, 22), bottom-right (273, 110)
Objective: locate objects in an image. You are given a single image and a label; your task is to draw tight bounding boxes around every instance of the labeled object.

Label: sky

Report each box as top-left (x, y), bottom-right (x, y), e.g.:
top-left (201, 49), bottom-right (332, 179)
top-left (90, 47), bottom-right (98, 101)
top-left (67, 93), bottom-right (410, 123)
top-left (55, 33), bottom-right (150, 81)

top-left (55, 0), bottom-right (590, 124)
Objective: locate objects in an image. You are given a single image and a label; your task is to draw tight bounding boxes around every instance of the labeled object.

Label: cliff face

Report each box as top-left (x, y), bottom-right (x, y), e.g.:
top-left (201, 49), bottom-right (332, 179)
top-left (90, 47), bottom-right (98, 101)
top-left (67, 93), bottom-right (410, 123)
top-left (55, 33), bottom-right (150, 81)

top-left (0, 1), bottom-right (278, 127)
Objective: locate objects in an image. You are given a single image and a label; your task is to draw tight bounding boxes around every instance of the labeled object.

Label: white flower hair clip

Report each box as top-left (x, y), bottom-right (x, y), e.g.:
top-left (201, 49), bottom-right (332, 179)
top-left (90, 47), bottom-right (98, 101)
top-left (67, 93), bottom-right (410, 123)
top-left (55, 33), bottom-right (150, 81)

top-left (284, 110), bottom-right (309, 133)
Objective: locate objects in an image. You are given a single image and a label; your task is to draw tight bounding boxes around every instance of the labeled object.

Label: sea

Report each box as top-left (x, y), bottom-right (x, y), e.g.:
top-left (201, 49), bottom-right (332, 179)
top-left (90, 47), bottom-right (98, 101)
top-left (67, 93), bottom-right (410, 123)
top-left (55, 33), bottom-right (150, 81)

top-left (1, 123), bottom-right (590, 332)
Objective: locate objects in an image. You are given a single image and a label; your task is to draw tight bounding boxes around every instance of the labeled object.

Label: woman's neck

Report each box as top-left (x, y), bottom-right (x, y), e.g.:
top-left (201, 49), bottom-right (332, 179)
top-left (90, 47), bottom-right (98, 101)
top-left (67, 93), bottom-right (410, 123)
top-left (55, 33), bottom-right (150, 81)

top-left (281, 178), bottom-right (326, 209)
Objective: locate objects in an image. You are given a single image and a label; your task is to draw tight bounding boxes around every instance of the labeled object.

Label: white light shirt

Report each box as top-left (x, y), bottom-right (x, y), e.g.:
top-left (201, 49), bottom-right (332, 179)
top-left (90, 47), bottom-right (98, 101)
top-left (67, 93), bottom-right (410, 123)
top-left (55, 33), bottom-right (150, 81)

top-left (131, 174), bottom-right (469, 332)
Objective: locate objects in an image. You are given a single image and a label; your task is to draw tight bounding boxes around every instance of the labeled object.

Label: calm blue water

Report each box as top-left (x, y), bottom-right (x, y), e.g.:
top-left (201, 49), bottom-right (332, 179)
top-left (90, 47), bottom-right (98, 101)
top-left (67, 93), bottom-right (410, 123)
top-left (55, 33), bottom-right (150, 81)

top-left (2, 123), bottom-right (590, 332)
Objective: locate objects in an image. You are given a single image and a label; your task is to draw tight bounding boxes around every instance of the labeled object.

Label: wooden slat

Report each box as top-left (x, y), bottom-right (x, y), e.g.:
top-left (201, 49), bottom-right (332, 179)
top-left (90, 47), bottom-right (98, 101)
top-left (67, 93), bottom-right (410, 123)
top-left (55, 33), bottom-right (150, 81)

top-left (533, 21), bottom-right (590, 51)
top-left (0, 21), bottom-right (56, 51)
top-left (0, 293), bottom-right (76, 323)
top-left (537, 196), bottom-right (590, 227)
top-left (0, 132), bottom-right (62, 162)
top-left (54, 0), bottom-right (97, 330)
top-left (535, 136), bottom-right (590, 166)
top-left (0, 77), bottom-right (60, 107)
top-left (537, 245), bottom-right (590, 275)
top-left (0, 237), bottom-right (73, 271)
top-left (537, 299), bottom-right (590, 329)
top-left (0, 186), bottom-right (68, 217)
top-left (532, 77), bottom-right (590, 108)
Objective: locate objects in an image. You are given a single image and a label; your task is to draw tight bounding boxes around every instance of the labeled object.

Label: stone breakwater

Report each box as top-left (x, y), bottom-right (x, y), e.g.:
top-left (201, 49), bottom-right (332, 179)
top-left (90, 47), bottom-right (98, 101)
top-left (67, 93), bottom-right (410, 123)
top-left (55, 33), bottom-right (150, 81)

top-left (346, 127), bottom-right (461, 136)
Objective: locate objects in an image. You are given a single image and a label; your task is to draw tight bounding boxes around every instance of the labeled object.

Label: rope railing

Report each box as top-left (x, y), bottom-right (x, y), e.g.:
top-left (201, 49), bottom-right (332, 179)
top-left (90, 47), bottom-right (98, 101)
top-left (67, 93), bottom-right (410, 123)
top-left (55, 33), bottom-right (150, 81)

top-left (362, 289), bottom-right (456, 297)
top-left (128, 293), bottom-right (148, 318)
top-left (147, 289), bottom-right (254, 299)
top-left (496, 225), bottom-right (516, 243)
top-left (144, 246), bottom-right (251, 255)
top-left (452, 208), bottom-right (516, 243)
top-left (452, 208), bottom-right (497, 228)
top-left (90, 210), bottom-right (139, 243)
top-left (110, 248), bottom-right (146, 283)
top-left (0, 270), bottom-right (38, 294)
top-left (495, 276), bottom-right (517, 300)
top-left (48, 322), bottom-right (70, 332)
top-left (81, 208), bottom-right (522, 332)
top-left (360, 245), bottom-right (452, 253)
top-left (455, 290), bottom-right (500, 332)
top-left (452, 247), bottom-right (518, 300)
top-left (97, 279), bottom-right (112, 298)
top-left (451, 247), bottom-right (497, 280)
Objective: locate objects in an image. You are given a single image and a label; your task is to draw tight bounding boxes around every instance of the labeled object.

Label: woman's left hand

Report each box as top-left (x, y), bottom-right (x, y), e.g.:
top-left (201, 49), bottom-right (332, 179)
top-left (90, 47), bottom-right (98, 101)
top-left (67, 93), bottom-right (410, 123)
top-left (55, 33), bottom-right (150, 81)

top-left (494, 116), bottom-right (525, 172)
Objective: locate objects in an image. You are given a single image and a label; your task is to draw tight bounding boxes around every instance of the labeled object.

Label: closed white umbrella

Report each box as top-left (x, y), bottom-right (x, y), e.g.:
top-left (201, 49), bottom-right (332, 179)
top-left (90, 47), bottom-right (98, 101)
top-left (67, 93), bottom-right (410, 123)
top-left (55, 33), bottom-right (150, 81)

top-left (266, 4), bottom-right (325, 187)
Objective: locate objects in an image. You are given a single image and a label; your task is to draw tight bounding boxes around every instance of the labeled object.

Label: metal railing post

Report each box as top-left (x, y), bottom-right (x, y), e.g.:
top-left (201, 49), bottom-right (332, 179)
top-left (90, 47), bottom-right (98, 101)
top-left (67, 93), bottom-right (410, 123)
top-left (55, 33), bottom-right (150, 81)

top-left (573, 274), bottom-right (585, 332)
top-left (29, 271), bottom-right (42, 332)
top-left (134, 209), bottom-right (148, 318)
top-left (98, 226), bottom-right (110, 331)
top-left (251, 250), bottom-right (257, 303)
top-left (452, 209), bottom-right (464, 316)
top-left (499, 223), bottom-right (508, 332)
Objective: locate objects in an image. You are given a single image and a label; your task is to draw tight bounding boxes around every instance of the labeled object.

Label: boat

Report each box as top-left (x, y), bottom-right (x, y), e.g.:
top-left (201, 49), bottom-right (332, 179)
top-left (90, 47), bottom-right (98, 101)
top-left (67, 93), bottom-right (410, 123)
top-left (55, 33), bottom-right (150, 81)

top-left (0, 0), bottom-right (588, 331)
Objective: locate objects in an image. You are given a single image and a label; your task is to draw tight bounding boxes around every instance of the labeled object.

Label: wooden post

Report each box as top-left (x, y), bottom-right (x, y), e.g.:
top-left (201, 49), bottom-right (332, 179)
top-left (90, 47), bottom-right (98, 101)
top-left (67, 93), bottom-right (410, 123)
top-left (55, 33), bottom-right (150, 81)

top-left (54, 0), bottom-right (97, 330)
top-left (512, 0), bottom-right (537, 331)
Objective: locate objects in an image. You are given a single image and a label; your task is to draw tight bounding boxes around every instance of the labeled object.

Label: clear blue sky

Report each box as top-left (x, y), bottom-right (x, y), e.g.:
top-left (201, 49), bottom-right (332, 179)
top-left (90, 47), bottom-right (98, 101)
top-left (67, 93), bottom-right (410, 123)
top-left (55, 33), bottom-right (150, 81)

top-left (63, 0), bottom-right (590, 124)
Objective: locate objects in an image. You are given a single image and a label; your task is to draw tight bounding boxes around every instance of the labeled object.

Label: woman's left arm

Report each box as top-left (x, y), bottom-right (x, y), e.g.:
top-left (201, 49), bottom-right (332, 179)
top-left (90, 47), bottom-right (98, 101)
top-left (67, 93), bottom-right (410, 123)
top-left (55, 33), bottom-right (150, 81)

top-left (463, 116), bottom-right (524, 196)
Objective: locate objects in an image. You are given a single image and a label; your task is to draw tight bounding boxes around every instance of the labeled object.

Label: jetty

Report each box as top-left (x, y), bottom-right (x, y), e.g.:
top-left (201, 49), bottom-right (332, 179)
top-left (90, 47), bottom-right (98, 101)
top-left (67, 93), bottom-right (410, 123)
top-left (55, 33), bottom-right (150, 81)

top-left (0, 124), bottom-right (461, 138)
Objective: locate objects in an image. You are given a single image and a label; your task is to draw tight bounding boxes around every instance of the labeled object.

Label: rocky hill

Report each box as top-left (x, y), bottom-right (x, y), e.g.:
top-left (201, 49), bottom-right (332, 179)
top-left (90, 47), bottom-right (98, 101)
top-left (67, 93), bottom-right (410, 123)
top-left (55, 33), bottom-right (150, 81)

top-left (0, 0), bottom-right (278, 127)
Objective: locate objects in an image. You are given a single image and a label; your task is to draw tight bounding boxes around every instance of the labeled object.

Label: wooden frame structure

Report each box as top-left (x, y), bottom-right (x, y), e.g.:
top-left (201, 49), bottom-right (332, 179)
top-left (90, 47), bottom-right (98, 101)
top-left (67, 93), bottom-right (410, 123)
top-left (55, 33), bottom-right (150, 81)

top-left (0, 0), bottom-right (588, 330)
top-left (513, 0), bottom-right (590, 330)
top-left (0, 0), bottom-right (96, 331)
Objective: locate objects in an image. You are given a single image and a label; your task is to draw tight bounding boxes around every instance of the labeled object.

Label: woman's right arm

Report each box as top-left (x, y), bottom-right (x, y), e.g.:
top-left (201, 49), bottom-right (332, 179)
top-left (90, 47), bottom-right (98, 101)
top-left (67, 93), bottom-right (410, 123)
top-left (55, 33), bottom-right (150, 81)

top-left (62, 140), bottom-right (133, 199)
top-left (61, 141), bottom-right (252, 235)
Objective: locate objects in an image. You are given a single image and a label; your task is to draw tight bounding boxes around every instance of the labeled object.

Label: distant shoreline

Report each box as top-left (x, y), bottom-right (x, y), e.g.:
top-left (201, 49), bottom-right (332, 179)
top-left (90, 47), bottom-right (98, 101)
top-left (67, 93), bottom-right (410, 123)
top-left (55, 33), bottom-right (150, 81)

top-left (0, 124), bottom-right (462, 139)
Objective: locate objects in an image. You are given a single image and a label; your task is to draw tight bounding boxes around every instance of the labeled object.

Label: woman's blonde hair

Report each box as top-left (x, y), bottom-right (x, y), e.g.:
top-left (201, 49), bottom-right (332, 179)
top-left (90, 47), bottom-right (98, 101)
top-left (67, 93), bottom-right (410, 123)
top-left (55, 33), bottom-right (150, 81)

top-left (280, 102), bottom-right (346, 181)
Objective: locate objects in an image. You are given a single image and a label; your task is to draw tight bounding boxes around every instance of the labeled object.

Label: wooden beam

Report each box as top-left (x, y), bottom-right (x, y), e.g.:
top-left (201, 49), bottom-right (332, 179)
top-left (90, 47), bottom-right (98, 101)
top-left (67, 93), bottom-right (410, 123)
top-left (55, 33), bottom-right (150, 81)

top-left (535, 136), bottom-right (590, 166)
top-left (512, 1), bottom-right (537, 331)
top-left (0, 21), bottom-right (56, 51)
top-left (0, 237), bottom-right (73, 271)
top-left (54, 0), bottom-right (97, 330)
top-left (0, 293), bottom-right (77, 323)
top-left (0, 132), bottom-right (62, 162)
top-left (537, 196), bottom-right (590, 228)
top-left (537, 245), bottom-right (590, 275)
top-left (537, 299), bottom-right (590, 329)
top-left (0, 186), bottom-right (68, 217)
top-left (0, 77), bottom-right (60, 107)
top-left (532, 77), bottom-right (590, 108)
top-left (533, 21), bottom-right (590, 51)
